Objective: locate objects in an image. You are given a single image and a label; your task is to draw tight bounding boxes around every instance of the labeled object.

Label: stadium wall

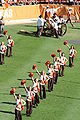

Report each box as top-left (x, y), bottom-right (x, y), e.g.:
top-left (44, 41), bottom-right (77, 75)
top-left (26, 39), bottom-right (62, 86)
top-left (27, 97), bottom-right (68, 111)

top-left (0, 5), bottom-right (40, 20)
top-left (0, 4), bottom-right (80, 21)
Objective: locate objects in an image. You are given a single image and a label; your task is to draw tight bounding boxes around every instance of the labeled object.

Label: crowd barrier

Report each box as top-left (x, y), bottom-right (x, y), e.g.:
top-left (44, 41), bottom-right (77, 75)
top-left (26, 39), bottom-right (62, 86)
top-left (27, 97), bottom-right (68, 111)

top-left (0, 4), bottom-right (80, 21)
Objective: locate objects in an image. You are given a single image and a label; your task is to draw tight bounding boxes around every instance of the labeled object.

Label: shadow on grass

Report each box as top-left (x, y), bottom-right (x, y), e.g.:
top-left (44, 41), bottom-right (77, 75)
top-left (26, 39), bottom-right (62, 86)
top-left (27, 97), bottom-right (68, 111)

top-left (0, 110), bottom-right (15, 114)
top-left (17, 31), bottom-right (37, 38)
top-left (11, 86), bottom-right (23, 88)
top-left (24, 24), bottom-right (37, 28)
top-left (2, 102), bottom-right (15, 105)
top-left (54, 94), bottom-right (80, 101)
top-left (72, 27), bottom-right (80, 30)
top-left (17, 78), bottom-right (32, 81)
top-left (17, 30), bottom-right (56, 38)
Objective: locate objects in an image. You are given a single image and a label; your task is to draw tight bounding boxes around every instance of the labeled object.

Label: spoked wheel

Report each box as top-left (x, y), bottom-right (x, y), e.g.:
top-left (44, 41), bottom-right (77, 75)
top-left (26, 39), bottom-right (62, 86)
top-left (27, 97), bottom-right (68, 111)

top-left (60, 23), bottom-right (67, 36)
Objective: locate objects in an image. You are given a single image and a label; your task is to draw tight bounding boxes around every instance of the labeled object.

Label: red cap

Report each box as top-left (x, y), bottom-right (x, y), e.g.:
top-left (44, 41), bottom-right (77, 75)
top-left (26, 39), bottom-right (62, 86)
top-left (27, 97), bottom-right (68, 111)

top-left (32, 64), bottom-right (36, 70)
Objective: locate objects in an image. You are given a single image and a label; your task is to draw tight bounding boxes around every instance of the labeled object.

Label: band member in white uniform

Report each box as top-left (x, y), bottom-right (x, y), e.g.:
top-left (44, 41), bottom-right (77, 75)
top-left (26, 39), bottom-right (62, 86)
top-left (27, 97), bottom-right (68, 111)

top-left (14, 93), bottom-right (26, 120)
top-left (48, 64), bottom-right (55, 91)
top-left (6, 35), bottom-right (14, 57)
top-left (0, 42), bottom-right (6, 64)
top-left (60, 52), bottom-right (68, 76)
top-left (23, 85), bottom-right (33, 116)
top-left (69, 45), bottom-right (77, 67)
top-left (32, 78), bottom-right (40, 106)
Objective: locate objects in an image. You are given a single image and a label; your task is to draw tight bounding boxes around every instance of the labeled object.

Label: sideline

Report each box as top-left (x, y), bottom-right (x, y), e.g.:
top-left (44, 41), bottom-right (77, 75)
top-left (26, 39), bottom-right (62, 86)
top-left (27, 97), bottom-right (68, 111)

top-left (5, 18), bottom-right (37, 25)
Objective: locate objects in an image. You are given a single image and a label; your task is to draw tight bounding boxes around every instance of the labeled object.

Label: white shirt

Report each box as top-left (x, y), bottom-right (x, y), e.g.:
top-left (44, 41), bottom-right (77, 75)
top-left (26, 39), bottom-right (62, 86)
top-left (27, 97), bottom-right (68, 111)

top-left (48, 68), bottom-right (54, 78)
top-left (0, 45), bottom-right (6, 54)
top-left (27, 91), bottom-right (32, 102)
top-left (7, 39), bottom-right (13, 47)
top-left (69, 49), bottom-right (75, 57)
top-left (33, 81), bottom-right (39, 93)
top-left (54, 61), bottom-right (59, 71)
top-left (60, 56), bottom-right (66, 65)
top-left (16, 98), bottom-right (22, 111)
top-left (54, 22), bottom-right (58, 31)
top-left (37, 17), bottom-right (46, 27)
top-left (40, 75), bottom-right (46, 85)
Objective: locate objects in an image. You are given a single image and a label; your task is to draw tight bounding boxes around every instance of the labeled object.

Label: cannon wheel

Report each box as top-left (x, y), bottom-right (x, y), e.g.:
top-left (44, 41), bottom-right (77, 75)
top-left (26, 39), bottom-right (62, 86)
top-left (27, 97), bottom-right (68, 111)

top-left (61, 23), bottom-right (67, 36)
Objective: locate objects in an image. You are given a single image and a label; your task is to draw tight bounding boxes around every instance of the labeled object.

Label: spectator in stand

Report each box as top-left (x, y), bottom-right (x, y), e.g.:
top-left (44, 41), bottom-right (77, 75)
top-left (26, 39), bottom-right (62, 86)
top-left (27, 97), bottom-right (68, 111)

top-left (1, 0), bottom-right (4, 6)
top-left (58, 0), bottom-right (61, 4)
top-left (14, 0), bottom-right (17, 5)
top-left (49, 0), bottom-right (53, 4)
top-left (68, 0), bottom-right (74, 5)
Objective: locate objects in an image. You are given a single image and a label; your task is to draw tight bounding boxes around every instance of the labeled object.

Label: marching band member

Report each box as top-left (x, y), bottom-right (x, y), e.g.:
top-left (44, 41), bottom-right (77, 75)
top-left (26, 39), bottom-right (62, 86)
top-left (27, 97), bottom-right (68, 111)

top-left (32, 78), bottom-right (40, 106)
top-left (48, 64), bottom-right (55, 92)
top-left (36, 69), bottom-right (49, 99)
top-left (23, 85), bottom-right (33, 116)
top-left (69, 45), bottom-right (77, 67)
top-left (60, 52), bottom-right (68, 76)
top-left (6, 35), bottom-right (14, 57)
top-left (0, 42), bottom-right (6, 64)
top-left (13, 93), bottom-right (26, 120)
top-left (39, 70), bottom-right (48, 99)
top-left (54, 57), bottom-right (60, 84)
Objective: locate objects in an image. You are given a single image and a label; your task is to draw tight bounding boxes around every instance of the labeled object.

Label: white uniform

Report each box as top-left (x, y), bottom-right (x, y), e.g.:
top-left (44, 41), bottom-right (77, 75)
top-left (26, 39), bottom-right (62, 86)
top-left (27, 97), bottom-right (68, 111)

top-left (33, 81), bottom-right (39, 93)
top-left (60, 56), bottom-right (66, 65)
top-left (37, 17), bottom-right (46, 27)
top-left (16, 98), bottom-right (22, 111)
top-left (54, 22), bottom-right (58, 31)
top-left (27, 91), bottom-right (32, 102)
top-left (48, 68), bottom-right (54, 78)
top-left (7, 39), bottom-right (13, 47)
top-left (69, 49), bottom-right (75, 57)
top-left (54, 61), bottom-right (59, 71)
top-left (40, 75), bottom-right (46, 85)
top-left (0, 45), bottom-right (6, 54)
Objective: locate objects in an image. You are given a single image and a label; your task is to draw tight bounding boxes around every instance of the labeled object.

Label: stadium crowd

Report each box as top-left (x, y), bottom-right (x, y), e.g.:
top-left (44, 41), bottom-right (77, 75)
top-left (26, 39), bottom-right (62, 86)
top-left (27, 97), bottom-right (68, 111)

top-left (0, 0), bottom-right (80, 6)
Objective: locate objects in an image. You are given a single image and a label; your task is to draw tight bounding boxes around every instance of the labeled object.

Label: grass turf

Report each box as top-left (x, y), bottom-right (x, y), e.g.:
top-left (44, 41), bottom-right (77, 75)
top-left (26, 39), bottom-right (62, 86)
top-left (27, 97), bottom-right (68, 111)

top-left (0, 22), bottom-right (80, 120)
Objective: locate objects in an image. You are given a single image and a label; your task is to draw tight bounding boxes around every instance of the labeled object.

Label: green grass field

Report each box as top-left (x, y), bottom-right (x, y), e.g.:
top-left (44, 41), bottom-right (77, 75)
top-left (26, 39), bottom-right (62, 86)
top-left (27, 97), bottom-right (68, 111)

top-left (0, 22), bottom-right (80, 120)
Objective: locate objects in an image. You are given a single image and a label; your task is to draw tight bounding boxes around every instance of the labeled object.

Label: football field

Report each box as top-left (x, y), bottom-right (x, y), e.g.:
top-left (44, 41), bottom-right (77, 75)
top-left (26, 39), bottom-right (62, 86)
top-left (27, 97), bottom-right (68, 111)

top-left (0, 22), bottom-right (80, 120)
